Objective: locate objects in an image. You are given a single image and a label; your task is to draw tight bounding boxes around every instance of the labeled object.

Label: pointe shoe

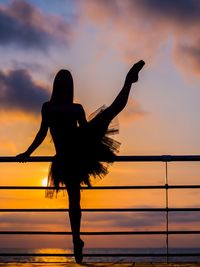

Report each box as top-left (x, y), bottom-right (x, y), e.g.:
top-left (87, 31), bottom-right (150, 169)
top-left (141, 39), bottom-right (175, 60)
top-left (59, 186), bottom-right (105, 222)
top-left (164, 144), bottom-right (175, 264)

top-left (74, 239), bottom-right (84, 264)
top-left (126, 60), bottom-right (145, 83)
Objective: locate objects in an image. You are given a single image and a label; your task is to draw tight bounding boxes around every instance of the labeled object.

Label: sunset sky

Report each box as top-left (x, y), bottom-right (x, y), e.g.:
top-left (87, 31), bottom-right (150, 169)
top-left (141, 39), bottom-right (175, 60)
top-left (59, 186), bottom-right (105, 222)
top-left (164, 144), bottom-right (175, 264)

top-left (1, 0), bottom-right (200, 250)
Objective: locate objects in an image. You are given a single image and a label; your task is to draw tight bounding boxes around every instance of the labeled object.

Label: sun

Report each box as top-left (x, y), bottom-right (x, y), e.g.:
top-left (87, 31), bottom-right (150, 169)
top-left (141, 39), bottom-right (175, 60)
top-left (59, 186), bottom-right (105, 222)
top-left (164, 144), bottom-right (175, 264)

top-left (41, 177), bottom-right (48, 187)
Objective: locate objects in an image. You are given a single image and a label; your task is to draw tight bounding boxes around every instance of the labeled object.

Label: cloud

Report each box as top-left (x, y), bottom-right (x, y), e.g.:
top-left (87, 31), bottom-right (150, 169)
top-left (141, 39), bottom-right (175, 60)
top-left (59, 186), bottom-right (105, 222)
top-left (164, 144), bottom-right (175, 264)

top-left (0, 211), bottom-right (169, 232)
top-left (173, 44), bottom-right (200, 77)
top-left (0, 137), bottom-right (17, 154)
top-left (0, 213), bottom-right (66, 226)
top-left (133, 0), bottom-right (200, 76)
top-left (0, 69), bottom-right (49, 113)
top-left (120, 99), bottom-right (147, 122)
top-left (169, 211), bottom-right (200, 224)
top-left (83, 211), bottom-right (165, 230)
top-left (134, 0), bottom-right (200, 25)
top-left (0, 0), bottom-right (72, 50)
top-left (78, 0), bottom-right (200, 77)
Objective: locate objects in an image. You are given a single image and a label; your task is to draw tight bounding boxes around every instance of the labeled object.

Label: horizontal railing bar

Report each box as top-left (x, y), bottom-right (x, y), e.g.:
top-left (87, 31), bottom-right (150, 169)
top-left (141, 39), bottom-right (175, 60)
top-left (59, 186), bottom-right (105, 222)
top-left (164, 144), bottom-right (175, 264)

top-left (1, 230), bottom-right (200, 235)
top-left (1, 208), bottom-right (200, 212)
top-left (0, 185), bottom-right (166, 190)
top-left (1, 155), bottom-right (200, 162)
top-left (0, 253), bottom-right (200, 258)
top-left (1, 185), bottom-right (200, 190)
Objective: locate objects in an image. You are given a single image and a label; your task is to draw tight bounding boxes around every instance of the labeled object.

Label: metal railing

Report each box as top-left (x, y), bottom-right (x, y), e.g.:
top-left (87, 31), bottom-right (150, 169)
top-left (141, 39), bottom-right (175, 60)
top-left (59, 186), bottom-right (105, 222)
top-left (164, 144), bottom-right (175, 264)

top-left (0, 155), bottom-right (200, 262)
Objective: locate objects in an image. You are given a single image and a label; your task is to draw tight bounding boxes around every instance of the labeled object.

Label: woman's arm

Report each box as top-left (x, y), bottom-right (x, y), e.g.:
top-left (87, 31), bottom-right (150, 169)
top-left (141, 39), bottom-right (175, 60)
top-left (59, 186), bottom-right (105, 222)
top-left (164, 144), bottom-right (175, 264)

top-left (17, 103), bottom-right (49, 161)
top-left (77, 104), bottom-right (87, 127)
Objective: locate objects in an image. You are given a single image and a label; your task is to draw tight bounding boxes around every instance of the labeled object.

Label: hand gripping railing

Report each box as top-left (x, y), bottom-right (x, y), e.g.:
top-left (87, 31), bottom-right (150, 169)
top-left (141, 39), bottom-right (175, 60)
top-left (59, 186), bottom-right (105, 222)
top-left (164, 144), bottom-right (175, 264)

top-left (1, 155), bottom-right (200, 262)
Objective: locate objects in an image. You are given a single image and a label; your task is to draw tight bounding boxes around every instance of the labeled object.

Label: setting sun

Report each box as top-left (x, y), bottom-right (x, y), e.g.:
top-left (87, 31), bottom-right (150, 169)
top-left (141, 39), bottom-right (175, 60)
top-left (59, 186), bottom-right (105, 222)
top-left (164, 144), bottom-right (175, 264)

top-left (41, 177), bottom-right (48, 187)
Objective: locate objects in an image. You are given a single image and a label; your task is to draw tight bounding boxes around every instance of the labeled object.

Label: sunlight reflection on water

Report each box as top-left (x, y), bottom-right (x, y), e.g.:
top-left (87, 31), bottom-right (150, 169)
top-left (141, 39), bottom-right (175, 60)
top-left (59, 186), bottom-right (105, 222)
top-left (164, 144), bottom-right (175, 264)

top-left (1, 248), bottom-right (200, 264)
top-left (35, 248), bottom-right (73, 263)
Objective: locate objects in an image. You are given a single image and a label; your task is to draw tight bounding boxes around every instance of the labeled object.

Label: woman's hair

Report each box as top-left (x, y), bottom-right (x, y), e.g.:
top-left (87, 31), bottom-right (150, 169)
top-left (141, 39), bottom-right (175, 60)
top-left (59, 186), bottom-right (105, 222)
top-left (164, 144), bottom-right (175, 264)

top-left (50, 69), bottom-right (74, 103)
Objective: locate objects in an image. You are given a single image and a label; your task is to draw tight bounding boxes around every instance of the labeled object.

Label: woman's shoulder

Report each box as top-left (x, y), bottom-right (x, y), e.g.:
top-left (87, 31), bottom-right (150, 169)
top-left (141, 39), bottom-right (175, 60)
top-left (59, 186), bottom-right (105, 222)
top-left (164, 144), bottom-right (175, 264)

top-left (42, 101), bottom-right (50, 108)
top-left (76, 104), bottom-right (87, 119)
top-left (73, 103), bottom-right (85, 112)
top-left (41, 101), bottom-right (52, 114)
top-left (42, 101), bottom-right (59, 110)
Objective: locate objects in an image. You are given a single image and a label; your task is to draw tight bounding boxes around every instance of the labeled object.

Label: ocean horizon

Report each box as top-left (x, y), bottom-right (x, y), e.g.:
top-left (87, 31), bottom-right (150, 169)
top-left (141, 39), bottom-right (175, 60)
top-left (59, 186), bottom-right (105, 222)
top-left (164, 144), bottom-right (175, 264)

top-left (0, 248), bottom-right (200, 263)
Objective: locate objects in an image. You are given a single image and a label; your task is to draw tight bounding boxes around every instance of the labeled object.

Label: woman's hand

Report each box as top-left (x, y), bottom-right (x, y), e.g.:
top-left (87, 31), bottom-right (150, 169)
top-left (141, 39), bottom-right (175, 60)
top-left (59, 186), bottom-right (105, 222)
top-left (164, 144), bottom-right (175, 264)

top-left (125, 60), bottom-right (145, 84)
top-left (16, 151), bottom-right (30, 162)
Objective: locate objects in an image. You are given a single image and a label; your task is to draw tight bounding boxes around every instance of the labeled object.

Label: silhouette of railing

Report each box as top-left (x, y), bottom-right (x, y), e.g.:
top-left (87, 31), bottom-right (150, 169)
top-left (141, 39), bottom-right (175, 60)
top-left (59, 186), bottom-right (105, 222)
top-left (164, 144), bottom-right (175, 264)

top-left (0, 155), bottom-right (200, 262)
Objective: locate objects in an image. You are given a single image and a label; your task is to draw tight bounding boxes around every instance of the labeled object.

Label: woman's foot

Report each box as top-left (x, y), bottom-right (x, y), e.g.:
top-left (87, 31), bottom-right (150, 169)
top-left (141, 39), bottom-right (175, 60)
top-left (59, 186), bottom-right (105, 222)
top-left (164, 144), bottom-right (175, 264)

top-left (126, 60), bottom-right (145, 84)
top-left (73, 238), bottom-right (84, 264)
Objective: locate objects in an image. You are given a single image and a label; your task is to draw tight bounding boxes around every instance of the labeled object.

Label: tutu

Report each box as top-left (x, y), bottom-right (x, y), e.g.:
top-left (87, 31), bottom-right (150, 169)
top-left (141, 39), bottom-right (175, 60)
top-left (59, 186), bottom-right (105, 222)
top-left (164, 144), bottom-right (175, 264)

top-left (45, 106), bottom-right (120, 198)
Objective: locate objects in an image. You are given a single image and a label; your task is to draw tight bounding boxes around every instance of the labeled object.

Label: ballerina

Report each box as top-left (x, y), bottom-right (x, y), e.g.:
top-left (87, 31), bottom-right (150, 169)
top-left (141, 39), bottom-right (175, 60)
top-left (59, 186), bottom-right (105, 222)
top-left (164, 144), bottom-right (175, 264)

top-left (17, 60), bottom-right (145, 263)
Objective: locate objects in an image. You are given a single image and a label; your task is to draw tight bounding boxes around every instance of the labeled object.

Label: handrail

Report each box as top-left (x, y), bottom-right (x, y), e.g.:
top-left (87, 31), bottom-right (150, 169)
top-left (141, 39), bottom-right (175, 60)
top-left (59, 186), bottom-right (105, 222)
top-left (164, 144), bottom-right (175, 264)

top-left (0, 207), bottom-right (200, 212)
top-left (1, 155), bottom-right (200, 263)
top-left (0, 230), bottom-right (200, 235)
top-left (1, 185), bottom-right (200, 189)
top-left (1, 155), bottom-right (200, 162)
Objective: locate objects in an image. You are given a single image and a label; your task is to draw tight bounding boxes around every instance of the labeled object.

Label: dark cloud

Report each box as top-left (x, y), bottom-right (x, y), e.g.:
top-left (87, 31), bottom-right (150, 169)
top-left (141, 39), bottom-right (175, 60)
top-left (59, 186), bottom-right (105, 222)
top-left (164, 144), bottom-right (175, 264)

top-left (1, 211), bottom-right (200, 233)
top-left (135, 0), bottom-right (200, 25)
top-left (0, 1), bottom-right (51, 49)
top-left (0, 213), bottom-right (66, 226)
top-left (174, 44), bottom-right (200, 76)
top-left (104, 212), bottom-right (165, 228)
top-left (84, 211), bottom-right (165, 229)
top-left (0, 0), bottom-right (72, 50)
top-left (84, 210), bottom-right (200, 230)
top-left (0, 69), bottom-right (49, 113)
top-left (169, 211), bottom-right (200, 224)
top-left (0, 8), bottom-right (49, 49)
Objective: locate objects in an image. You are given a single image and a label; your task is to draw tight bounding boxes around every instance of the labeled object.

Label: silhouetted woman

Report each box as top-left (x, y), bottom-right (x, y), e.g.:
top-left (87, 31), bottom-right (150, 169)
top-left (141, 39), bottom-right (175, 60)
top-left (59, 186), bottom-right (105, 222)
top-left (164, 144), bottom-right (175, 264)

top-left (17, 60), bottom-right (145, 263)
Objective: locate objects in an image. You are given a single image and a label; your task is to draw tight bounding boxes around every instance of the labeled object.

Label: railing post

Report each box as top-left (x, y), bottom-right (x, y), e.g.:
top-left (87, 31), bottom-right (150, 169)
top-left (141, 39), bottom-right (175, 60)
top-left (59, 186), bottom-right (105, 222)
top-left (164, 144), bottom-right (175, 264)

top-left (165, 161), bottom-right (169, 263)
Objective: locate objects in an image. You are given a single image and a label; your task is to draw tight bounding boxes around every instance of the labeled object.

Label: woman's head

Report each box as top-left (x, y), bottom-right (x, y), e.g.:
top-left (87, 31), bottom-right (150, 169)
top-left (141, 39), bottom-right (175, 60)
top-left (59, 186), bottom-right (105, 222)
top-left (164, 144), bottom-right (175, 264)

top-left (50, 69), bottom-right (74, 103)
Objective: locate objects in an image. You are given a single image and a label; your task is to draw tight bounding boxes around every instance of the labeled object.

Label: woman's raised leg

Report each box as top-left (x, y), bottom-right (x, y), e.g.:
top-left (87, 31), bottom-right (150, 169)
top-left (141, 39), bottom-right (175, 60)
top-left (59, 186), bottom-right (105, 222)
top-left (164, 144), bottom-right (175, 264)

top-left (89, 60), bottom-right (145, 132)
top-left (105, 60), bottom-right (145, 123)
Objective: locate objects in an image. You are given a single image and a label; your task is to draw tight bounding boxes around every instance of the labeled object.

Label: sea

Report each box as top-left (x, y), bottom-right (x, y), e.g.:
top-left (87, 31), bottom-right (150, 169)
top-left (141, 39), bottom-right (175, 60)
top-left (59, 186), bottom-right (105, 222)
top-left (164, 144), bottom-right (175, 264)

top-left (0, 248), bottom-right (200, 263)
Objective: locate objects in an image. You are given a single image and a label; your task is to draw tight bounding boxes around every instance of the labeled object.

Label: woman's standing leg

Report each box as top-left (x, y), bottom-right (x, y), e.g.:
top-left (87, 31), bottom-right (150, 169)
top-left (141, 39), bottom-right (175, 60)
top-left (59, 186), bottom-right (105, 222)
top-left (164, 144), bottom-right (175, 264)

top-left (67, 182), bottom-right (84, 263)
